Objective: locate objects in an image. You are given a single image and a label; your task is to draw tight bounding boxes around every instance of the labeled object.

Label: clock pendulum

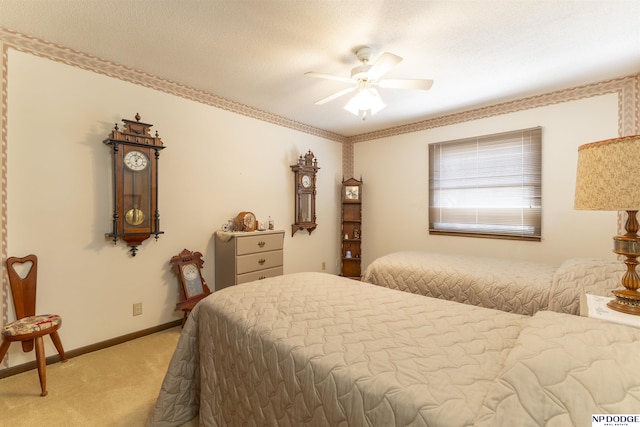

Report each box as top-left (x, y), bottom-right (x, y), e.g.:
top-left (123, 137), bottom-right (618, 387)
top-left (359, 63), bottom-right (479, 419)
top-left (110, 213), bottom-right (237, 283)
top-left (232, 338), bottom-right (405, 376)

top-left (124, 150), bottom-right (147, 227)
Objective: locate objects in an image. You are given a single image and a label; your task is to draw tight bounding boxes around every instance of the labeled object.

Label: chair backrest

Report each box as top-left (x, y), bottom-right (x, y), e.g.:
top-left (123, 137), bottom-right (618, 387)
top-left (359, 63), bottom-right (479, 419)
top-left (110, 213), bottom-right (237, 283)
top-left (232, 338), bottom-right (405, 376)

top-left (6, 254), bottom-right (38, 320)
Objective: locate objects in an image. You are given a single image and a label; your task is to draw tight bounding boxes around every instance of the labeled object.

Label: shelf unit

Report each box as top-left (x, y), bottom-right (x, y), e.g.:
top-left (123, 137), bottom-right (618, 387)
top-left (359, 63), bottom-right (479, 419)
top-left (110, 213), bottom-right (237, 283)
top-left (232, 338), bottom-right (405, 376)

top-left (340, 178), bottom-right (362, 279)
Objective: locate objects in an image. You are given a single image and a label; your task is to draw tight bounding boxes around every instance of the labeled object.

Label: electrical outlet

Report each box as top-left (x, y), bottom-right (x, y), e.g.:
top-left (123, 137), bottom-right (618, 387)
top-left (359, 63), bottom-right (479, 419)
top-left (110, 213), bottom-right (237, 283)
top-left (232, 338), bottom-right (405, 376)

top-left (133, 302), bottom-right (142, 316)
top-left (322, 261), bottom-right (326, 270)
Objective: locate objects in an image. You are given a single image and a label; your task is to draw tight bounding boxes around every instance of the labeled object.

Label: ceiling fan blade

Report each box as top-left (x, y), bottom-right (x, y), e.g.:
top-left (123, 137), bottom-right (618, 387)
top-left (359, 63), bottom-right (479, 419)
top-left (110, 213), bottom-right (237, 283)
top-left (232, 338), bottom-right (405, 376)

top-left (305, 72), bottom-right (353, 84)
top-left (315, 86), bottom-right (357, 105)
top-left (367, 52), bottom-right (402, 80)
top-left (378, 78), bottom-right (434, 90)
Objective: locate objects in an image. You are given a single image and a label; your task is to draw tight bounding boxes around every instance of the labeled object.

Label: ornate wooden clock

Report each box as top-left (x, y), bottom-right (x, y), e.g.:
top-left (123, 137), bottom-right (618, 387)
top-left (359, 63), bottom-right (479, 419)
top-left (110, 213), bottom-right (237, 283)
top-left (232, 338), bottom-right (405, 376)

top-left (170, 249), bottom-right (211, 326)
top-left (291, 150), bottom-right (319, 236)
top-left (104, 113), bottom-right (166, 256)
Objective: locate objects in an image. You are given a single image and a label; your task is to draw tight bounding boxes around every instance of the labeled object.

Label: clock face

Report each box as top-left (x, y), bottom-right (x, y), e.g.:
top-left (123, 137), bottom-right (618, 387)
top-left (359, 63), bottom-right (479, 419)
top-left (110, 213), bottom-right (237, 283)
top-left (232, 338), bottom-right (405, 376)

top-left (182, 263), bottom-right (204, 297)
top-left (182, 264), bottom-right (199, 281)
top-left (244, 212), bottom-right (256, 230)
top-left (345, 186), bottom-right (359, 200)
top-left (302, 175), bottom-right (312, 188)
top-left (124, 150), bottom-right (149, 171)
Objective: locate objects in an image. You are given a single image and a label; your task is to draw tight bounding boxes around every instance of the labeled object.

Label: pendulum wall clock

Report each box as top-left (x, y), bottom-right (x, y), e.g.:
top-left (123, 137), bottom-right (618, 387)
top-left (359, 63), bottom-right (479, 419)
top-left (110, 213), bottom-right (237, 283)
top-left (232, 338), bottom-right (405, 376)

top-left (104, 113), bottom-right (166, 256)
top-left (291, 150), bottom-right (319, 236)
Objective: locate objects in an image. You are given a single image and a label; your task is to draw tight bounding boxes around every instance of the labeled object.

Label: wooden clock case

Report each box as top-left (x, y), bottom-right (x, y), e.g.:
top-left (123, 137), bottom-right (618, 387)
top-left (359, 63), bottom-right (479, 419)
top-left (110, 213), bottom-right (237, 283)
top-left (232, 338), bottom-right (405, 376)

top-left (104, 113), bottom-right (166, 256)
top-left (170, 249), bottom-right (211, 326)
top-left (341, 177), bottom-right (362, 279)
top-left (290, 150), bottom-right (320, 236)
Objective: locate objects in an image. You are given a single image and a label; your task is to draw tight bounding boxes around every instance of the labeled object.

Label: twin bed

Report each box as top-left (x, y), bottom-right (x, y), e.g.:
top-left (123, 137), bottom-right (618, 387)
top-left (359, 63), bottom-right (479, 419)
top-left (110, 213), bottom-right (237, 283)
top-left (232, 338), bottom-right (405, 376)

top-left (361, 251), bottom-right (626, 315)
top-left (149, 270), bottom-right (640, 427)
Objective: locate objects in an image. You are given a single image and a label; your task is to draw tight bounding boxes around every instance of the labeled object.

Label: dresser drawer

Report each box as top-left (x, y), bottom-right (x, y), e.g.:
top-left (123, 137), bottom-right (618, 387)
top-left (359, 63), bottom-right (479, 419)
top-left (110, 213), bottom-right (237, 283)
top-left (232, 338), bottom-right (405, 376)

top-left (236, 233), bottom-right (284, 255)
top-left (237, 266), bottom-right (283, 284)
top-left (236, 250), bottom-right (283, 275)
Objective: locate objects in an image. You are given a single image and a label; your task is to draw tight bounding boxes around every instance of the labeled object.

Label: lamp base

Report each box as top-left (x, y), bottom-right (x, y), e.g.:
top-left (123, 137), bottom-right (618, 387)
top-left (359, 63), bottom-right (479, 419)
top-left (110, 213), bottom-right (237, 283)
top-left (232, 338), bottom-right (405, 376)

top-left (607, 288), bottom-right (640, 315)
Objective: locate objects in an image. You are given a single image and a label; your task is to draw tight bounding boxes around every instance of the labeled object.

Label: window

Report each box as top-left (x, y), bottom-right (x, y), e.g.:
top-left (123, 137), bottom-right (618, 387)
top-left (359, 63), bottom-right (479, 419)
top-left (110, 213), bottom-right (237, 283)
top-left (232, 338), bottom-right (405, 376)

top-left (428, 127), bottom-right (542, 241)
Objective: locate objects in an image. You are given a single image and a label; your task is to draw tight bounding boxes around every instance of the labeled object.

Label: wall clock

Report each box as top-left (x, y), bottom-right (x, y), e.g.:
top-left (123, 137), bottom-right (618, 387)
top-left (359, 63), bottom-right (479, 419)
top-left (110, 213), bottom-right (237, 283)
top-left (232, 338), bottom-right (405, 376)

top-left (104, 113), bottom-right (166, 256)
top-left (341, 177), bottom-right (363, 279)
top-left (169, 248), bottom-right (211, 326)
top-left (290, 150), bottom-right (320, 236)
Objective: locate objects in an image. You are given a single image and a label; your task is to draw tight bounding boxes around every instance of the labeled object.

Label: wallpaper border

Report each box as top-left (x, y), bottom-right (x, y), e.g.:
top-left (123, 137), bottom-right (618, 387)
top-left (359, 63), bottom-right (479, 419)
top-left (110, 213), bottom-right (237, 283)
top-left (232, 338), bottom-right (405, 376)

top-left (0, 28), bottom-right (348, 145)
top-left (1, 40), bottom-right (7, 368)
top-left (347, 74), bottom-right (639, 144)
top-left (342, 74), bottom-right (639, 185)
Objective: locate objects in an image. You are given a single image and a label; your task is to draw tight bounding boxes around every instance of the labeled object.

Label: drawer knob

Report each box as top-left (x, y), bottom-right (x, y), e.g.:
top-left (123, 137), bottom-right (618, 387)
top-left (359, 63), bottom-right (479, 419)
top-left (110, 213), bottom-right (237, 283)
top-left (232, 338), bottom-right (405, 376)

top-left (258, 241), bottom-right (265, 248)
top-left (258, 258), bottom-right (266, 265)
top-left (259, 276), bottom-right (266, 280)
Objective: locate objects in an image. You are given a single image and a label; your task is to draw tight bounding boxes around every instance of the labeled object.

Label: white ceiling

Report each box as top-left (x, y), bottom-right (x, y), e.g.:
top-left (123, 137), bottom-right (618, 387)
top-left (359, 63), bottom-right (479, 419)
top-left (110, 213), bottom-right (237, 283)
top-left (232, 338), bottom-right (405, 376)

top-left (1, 0), bottom-right (639, 137)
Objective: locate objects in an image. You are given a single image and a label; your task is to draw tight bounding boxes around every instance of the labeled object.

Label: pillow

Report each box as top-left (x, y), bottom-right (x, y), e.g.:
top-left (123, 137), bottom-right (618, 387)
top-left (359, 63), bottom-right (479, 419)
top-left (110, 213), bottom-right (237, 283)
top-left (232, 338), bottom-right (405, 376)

top-left (475, 311), bottom-right (640, 426)
top-left (548, 258), bottom-right (624, 315)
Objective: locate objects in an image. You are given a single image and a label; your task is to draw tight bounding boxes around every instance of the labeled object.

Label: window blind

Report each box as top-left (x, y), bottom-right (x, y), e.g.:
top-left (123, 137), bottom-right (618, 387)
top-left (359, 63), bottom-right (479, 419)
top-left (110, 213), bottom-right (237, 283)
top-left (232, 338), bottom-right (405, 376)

top-left (428, 127), bottom-right (542, 241)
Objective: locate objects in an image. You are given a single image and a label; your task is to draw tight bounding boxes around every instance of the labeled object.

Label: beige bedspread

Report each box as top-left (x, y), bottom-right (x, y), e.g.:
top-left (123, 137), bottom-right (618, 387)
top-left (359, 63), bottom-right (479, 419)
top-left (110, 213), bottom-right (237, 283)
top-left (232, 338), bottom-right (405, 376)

top-left (149, 272), bottom-right (640, 427)
top-left (149, 272), bottom-right (525, 426)
top-left (362, 251), bottom-right (557, 315)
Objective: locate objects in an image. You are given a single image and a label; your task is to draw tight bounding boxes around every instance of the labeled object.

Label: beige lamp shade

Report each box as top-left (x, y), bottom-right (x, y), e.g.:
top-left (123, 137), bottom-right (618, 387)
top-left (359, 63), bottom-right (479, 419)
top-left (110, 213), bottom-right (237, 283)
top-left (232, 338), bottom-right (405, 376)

top-left (575, 135), bottom-right (640, 211)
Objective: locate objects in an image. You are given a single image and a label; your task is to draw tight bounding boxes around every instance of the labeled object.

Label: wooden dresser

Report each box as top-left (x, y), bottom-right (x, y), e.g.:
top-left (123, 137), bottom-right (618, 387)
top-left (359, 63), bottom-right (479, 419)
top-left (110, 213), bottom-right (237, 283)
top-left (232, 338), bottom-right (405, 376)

top-left (214, 229), bottom-right (284, 290)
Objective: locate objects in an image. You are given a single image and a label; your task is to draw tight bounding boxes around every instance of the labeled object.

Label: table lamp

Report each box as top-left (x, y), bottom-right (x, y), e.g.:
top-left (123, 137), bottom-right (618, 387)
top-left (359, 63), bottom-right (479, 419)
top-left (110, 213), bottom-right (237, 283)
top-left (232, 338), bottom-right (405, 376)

top-left (575, 135), bottom-right (640, 314)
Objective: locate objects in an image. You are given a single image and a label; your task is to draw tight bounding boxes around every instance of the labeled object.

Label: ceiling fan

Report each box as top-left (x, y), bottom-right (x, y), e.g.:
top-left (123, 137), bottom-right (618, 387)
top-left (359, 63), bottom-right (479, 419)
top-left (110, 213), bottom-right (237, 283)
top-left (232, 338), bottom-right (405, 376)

top-left (305, 46), bottom-right (434, 120)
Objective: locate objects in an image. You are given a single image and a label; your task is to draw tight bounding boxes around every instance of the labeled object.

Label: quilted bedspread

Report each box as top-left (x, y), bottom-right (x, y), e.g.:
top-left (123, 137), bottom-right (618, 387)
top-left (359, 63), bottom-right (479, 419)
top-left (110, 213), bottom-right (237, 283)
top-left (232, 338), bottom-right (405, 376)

top-left (362, 251), bottom-right (558, 315)
top-left (148, 272), bottom-right (640, 427)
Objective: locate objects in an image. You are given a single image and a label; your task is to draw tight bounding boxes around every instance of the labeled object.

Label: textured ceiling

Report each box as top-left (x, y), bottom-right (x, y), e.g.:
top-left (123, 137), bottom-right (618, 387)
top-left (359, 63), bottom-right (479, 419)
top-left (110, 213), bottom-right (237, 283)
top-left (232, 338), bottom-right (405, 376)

top-left (0, 0), bottom-right (639, 137)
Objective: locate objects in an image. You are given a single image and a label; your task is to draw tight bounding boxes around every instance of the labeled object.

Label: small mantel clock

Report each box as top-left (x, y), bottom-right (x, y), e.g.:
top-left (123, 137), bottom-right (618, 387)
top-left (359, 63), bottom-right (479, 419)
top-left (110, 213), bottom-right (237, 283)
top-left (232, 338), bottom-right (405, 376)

top-left (104, 113), bottom-right (166, 256)
top-left (291, 150), bottom-right (320, 236)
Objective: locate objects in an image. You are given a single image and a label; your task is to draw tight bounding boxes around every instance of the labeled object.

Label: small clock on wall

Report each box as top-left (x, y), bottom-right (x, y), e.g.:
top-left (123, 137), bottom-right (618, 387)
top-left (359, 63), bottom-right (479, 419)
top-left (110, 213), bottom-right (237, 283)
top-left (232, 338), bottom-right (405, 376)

top-left (291, 150), bottom-right (320, 236)
top-left (103, 113), bottom-right (166, 256)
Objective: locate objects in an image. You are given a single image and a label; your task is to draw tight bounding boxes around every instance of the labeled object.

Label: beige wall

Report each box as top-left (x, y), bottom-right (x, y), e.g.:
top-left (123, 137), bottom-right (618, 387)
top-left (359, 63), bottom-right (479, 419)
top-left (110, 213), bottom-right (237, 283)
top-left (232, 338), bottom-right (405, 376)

top-left (355, 93), bottom-right (622, 266)
top-left (2, 49), bottom-right (342, 368)
top-left (1, 31), bottom-right (638, 372)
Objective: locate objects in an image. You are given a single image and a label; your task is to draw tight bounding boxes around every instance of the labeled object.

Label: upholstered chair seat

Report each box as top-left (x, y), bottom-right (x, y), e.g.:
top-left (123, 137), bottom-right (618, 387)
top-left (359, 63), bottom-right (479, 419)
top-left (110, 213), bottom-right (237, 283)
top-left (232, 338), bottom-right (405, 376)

top-left (2, 314), bottom-right (62, 337)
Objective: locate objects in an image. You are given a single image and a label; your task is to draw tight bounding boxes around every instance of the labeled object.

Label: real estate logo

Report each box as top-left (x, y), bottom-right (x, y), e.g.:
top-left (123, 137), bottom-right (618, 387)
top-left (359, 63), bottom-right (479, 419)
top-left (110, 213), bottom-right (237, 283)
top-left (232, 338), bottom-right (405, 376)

top-left (593, 414), bottom-right (640, 427)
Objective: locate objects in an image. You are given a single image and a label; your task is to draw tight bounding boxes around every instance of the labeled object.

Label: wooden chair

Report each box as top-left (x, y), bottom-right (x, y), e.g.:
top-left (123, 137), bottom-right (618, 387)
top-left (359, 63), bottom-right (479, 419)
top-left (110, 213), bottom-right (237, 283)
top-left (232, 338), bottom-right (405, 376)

top-left (0, 254), bottom-right (67, 396)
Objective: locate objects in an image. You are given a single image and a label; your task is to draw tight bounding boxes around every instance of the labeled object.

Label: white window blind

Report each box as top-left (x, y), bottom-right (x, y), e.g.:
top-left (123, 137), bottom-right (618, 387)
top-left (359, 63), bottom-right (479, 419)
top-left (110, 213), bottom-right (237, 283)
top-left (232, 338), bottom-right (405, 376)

top-left (429, 127), bottom-right (542, 241)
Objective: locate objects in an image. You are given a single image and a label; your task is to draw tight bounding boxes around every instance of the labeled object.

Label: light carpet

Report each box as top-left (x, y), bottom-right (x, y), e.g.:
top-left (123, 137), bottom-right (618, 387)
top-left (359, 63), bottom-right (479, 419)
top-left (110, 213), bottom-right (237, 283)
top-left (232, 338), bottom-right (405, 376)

top-left (0, 326), bottom-right (198, 427)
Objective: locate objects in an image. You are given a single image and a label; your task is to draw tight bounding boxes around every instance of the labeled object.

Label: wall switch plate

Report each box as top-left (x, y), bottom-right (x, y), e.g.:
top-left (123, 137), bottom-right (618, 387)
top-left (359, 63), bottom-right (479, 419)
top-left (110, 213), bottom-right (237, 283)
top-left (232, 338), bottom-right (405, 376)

top-left (133, 302), bottom-right (142, 316)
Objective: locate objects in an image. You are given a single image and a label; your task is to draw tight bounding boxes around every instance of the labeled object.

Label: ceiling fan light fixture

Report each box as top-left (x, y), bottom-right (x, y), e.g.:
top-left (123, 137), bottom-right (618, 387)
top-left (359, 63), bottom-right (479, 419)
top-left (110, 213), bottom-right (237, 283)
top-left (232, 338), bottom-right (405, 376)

top-left (307, 46), bottom-right (432, 119)
top-left (344, 88), bottom-right (386, 119)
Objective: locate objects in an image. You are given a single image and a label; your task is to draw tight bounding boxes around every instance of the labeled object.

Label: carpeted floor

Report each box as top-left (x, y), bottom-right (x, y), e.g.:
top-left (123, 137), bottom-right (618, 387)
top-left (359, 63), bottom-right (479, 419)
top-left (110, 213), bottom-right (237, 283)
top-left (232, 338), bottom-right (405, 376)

top-left (0, 326), bottom-right (198, 427)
